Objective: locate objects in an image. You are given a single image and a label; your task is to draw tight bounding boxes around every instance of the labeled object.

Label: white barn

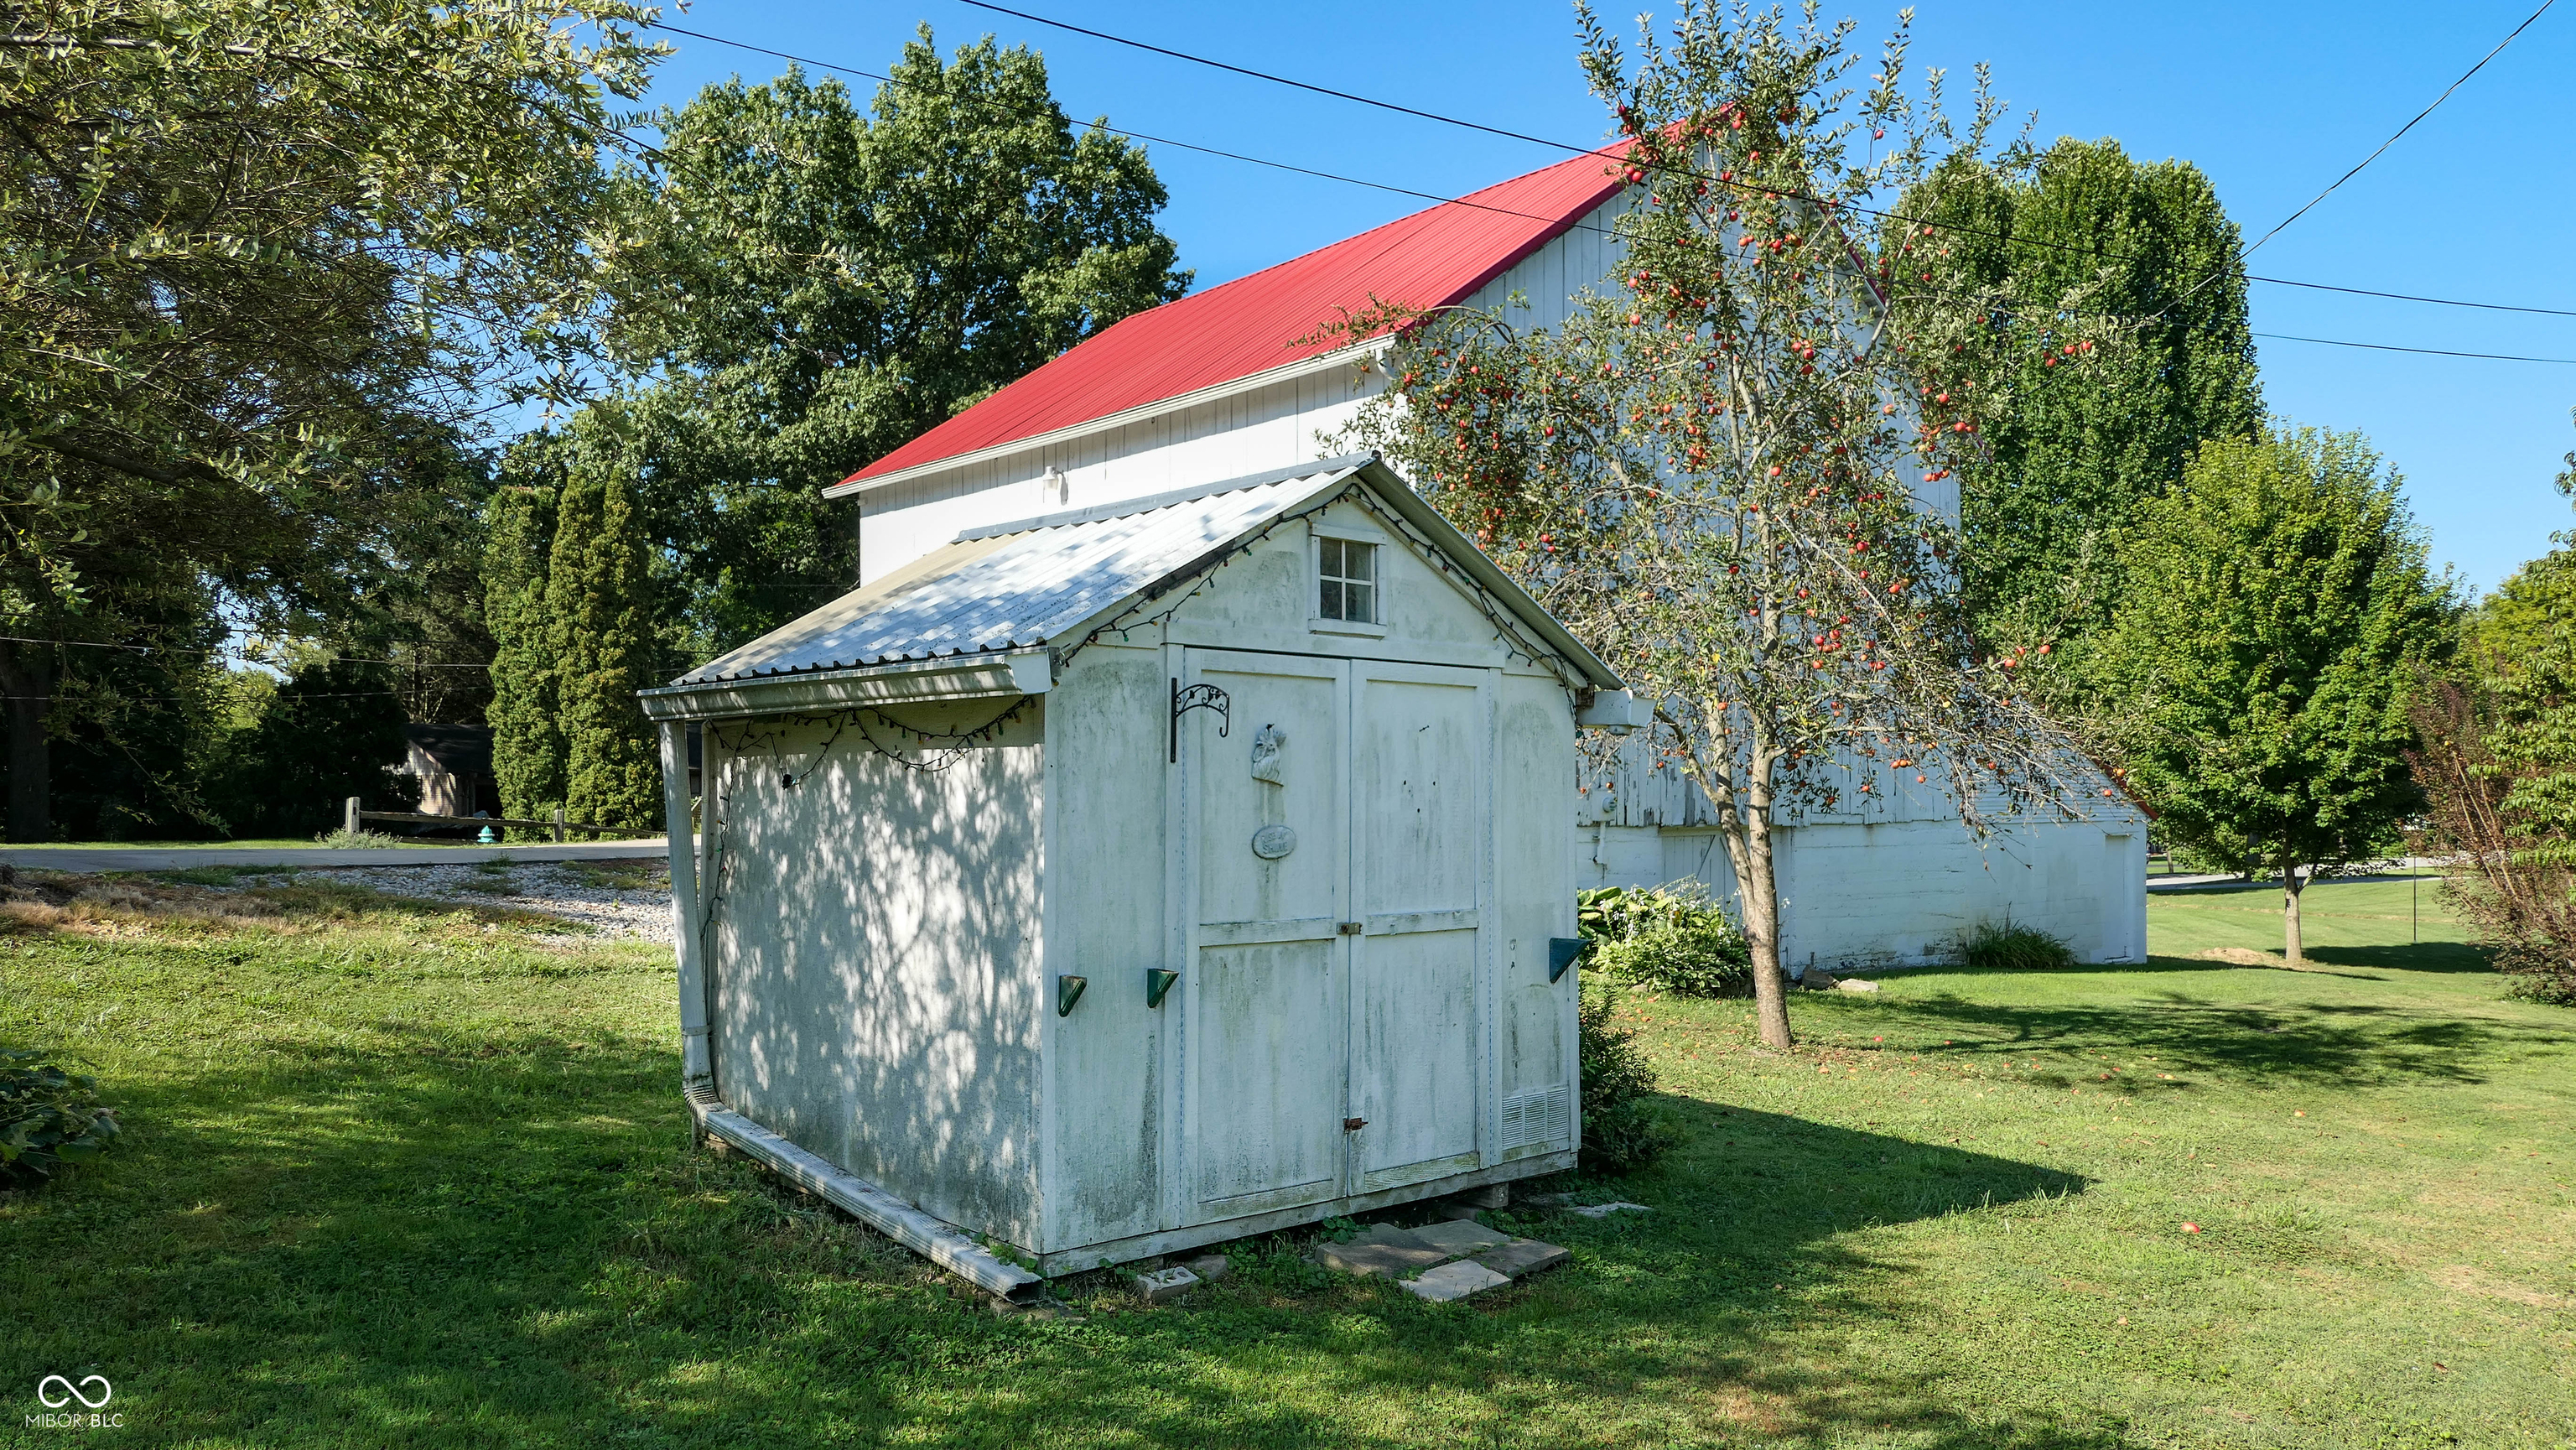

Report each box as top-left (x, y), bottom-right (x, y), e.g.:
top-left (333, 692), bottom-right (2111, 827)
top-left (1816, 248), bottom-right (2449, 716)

top-left (824, 147), bottom-right (2148, 973)
top-left (641, 457), bottom-right (1633, 1284)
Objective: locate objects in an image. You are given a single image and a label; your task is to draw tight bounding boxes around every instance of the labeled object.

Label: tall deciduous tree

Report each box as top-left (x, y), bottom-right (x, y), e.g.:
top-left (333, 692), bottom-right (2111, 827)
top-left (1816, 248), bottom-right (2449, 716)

top-left (0, 0), bottom-right (662, 836)
top-left (1911, 140), bottom-right (2262, 657)
top-left (1348, 1), bottom-right (2111, 1048)
top-left (545, 432), bottom-right (662, 830)
top-left (594, 33), bottom-right (1189, 650)
top-left (2103, 428), bottom-right (2453, 964)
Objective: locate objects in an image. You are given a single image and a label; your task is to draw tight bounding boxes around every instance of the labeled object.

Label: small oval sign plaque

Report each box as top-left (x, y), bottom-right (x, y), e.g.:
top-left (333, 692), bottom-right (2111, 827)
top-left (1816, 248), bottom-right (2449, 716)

top-left (1250, 824), bottom-right (1297, 860)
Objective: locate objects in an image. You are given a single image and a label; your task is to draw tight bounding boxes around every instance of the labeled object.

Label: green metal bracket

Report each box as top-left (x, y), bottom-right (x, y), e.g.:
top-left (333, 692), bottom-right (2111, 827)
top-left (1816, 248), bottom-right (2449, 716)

top-left (1057, 974), bottom-right (1088, 1017)
top-left (1547, 938), bottom-right (1585, 984)
top-left (1145, 968), bottom-right (1181, 1009)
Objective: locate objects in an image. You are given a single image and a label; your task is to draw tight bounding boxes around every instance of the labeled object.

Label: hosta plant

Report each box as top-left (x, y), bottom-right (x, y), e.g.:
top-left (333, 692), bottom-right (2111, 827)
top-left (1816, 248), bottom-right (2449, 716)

top-left (1, 1050), bottom-right (120, 1188)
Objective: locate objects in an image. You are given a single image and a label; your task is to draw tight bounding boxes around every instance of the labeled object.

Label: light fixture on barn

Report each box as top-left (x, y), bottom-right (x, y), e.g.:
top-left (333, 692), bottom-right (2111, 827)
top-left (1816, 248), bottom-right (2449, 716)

top-left (1056, 974), bottom-right (1088, 1017)
top-left (1145, 969), bottom-right (1180, 1009)
top-left (1169, 678), bottom-right (1229, 761)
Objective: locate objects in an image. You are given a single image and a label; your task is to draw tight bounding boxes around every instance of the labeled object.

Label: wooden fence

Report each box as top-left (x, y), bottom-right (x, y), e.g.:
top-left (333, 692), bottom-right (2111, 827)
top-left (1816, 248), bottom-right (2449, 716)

top-left (341, 798), bottom-right (638, 844)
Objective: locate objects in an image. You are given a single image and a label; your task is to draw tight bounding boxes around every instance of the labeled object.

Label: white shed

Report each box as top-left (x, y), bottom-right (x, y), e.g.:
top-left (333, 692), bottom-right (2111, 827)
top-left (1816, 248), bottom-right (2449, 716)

top-left (641, 455), bottom-right (1628, 1288)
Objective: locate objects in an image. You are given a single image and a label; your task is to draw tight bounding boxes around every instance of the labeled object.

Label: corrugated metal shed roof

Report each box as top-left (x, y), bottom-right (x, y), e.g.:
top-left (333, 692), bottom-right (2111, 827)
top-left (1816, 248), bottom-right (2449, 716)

top-left (669, 455), bottom-right (1623, 694)
top-left (837, 146), bottom-right (1630, 490)
top-left (678, 460), bottom-right (1372, 685)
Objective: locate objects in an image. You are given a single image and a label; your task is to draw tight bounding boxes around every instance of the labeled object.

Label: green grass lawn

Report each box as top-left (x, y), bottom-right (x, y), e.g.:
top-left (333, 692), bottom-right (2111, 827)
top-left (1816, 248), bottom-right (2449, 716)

top-left (1, 876), bottom-right (2569, 1447)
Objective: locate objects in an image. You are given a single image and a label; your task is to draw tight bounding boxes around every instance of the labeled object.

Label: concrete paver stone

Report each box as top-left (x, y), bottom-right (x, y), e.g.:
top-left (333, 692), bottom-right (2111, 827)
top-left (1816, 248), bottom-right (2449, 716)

top-left (1348, 1222), bottom-right (1438, 1250)
top-left (1130, 1266), bottom-right (1201, 1303)
top-left (1411, 1219), bottom-right (1512, 1256)
top-left (1400, 1260), bottom-right (1513, 1302)
top-left (1566, 1200), bottom-right (1654, 1219)
top-left (1315, 1240), bottom-right (1448, 1277)
top-left (1472, 1239), bottom-right (1571, 1278)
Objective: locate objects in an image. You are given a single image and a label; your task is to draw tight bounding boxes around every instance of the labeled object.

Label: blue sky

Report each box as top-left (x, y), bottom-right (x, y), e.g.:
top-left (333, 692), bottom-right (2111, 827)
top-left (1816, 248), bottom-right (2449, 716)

top-left (637, 1), bottom-right (2576, 595)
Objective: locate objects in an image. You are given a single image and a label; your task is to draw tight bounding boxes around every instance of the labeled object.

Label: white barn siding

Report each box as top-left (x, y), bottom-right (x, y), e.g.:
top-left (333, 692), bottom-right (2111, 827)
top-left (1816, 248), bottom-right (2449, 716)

top-left (854, 195), bottom-right (1633, 588)
top-left (860, 361), bottom-right (1388, 585)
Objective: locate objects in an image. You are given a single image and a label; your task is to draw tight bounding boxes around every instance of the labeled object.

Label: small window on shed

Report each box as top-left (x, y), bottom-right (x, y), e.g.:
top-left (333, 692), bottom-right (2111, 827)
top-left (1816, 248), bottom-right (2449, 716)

top-left (1318, 537), bottom-right (1378, 624)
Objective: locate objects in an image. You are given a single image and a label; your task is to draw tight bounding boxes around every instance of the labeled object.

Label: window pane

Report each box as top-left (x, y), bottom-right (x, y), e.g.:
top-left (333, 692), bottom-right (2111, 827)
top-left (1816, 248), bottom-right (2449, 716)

top-left (1346, 541), bottom-right (1375, 583)
top-left (1346, 581), bottom-right (1374, 624)
top-left (1319, 578), bottom-right (1343, 620)
top-left (1320, 537), bottom-right (1343, 577)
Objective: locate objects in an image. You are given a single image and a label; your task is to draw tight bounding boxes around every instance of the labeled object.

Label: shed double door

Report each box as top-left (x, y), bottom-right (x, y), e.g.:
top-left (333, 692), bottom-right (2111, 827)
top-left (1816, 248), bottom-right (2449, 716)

top-left (1171, 647), bottom-right (1493, 1227)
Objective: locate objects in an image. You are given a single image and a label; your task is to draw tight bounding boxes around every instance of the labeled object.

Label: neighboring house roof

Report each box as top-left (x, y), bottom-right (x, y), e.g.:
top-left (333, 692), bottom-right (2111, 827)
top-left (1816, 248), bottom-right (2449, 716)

top-left (666, 454), bottom-right (1621, 694)
top-left (831, 146), bottom-right (1632, 494)
top-left (402, 724), bottom-right (493, 775)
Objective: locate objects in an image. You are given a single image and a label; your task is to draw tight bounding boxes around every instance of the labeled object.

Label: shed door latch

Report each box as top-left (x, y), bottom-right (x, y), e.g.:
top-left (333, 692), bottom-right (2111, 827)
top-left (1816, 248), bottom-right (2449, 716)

top-left (1343, 1117), bottom-right (1368, 1132)
top-left (1337, 921), bottom-right (1363, 935)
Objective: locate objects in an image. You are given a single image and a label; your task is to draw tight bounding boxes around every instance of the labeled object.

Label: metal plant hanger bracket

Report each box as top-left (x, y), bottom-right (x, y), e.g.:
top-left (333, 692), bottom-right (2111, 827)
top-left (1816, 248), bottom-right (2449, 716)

top-left (1169, 678), bottom-right (1230, 761)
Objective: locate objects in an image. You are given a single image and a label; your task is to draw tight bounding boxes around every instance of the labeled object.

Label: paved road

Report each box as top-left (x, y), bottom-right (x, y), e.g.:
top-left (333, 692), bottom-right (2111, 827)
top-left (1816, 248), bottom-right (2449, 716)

top-left (3, 840), bottom-right (671, 873)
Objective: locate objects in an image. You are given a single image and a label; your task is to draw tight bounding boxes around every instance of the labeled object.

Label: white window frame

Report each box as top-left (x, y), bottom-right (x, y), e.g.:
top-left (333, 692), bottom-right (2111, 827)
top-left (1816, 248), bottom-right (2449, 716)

top-left (1308, 520), bottom-right (1389, 637)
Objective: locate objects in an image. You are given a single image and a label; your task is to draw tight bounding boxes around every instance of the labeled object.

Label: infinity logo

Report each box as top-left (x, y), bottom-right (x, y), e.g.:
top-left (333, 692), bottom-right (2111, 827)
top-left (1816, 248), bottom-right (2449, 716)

top-left (38, 1374), bottom-right (112, 1410)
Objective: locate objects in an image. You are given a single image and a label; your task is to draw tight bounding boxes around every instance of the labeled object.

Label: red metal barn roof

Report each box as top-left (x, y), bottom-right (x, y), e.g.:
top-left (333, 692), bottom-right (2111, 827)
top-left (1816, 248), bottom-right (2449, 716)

top-left (839, 145), bottom-right (1631, 489)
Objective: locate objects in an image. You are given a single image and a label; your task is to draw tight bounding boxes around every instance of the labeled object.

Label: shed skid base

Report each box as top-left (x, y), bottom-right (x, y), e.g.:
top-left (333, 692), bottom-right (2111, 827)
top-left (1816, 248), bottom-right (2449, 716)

top-left (692, 1100), bottom-right (1046, 1302)
top-left (1030, 1151), bottom-right (1578, 1276)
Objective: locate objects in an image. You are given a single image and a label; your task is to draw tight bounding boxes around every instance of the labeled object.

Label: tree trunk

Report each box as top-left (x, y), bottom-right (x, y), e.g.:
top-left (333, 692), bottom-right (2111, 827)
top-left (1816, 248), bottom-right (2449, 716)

top-left (1698, 741), bottom-right (1794, 1052)
top-left (0, 643), bottom-right (50, 844)
top-left (2281, 849), bottom-right (2305, 968)
top-left (1743, 815), bottom-right (1793, 1048)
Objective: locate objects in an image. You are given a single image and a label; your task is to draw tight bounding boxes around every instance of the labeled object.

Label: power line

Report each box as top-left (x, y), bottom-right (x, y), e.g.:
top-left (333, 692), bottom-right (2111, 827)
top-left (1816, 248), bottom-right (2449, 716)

top-left (0, 634), bottom-right (490, 668)
top-left (944, 0), bottom-right (2576, 323)
top-left (952, 0), bottom-right (1576, 156)
top-left (2238, 0), bottom-right (2556, 260)
top-left (645, 21), bottom-right (1614, 234)
top-left (2245, 273), bottom-right (2576, 320)
top-left (2254, 331), bottom-right (2576, 366)
top-left (653, 15), bottom-right (2576, 360)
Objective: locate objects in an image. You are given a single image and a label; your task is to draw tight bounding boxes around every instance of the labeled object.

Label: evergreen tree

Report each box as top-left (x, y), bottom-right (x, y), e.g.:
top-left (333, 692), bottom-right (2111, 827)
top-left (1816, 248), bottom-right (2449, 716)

top-left (484, 453), bottom-right (564, 821)
top-left (545, 434), bottom-right (663, 830)
top-left (2101, 428), bottom-right (2454, 964)
top-left (1913, 139), bottom-right (2262, 655)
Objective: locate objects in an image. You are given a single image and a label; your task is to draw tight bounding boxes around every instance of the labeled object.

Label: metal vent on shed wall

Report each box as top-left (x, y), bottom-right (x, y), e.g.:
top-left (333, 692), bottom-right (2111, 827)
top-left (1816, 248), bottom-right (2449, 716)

top-left (1501, 1084), bottom-right (1571, 1151)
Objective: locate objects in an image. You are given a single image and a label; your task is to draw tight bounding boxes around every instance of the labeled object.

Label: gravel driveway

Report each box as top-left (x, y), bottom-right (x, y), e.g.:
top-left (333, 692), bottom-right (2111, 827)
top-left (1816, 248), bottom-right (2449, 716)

top-left (210, 860), bottom-right (676, 943)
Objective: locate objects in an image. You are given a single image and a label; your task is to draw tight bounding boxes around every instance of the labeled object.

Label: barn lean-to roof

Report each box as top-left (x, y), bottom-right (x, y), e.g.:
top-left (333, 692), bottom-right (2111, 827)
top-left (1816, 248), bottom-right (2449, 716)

top-left (827, 146), bottom-right (1633, 496)
top-left (647, 455), bottom-right (1620, 714)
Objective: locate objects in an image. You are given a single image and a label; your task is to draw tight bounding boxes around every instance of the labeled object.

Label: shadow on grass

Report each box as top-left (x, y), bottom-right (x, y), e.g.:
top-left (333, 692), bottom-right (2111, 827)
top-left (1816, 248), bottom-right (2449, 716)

top-left (1862, 969), bottom-right (2570, 1090)
top-left (0, 1000), bottom-right (2127, 1448)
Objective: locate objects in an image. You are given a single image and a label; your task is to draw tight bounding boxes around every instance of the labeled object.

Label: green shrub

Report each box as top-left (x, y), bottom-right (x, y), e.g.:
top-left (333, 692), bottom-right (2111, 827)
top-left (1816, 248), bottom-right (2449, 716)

top-left (1579, 885), bottom-right (1753, 997)
top-left (1955, 919), bottom-right (2079, 970)
top-left (0, 1050), bottom-right (120, 1188)
top-left (1578, 983), bottom-right (1678, 1175)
